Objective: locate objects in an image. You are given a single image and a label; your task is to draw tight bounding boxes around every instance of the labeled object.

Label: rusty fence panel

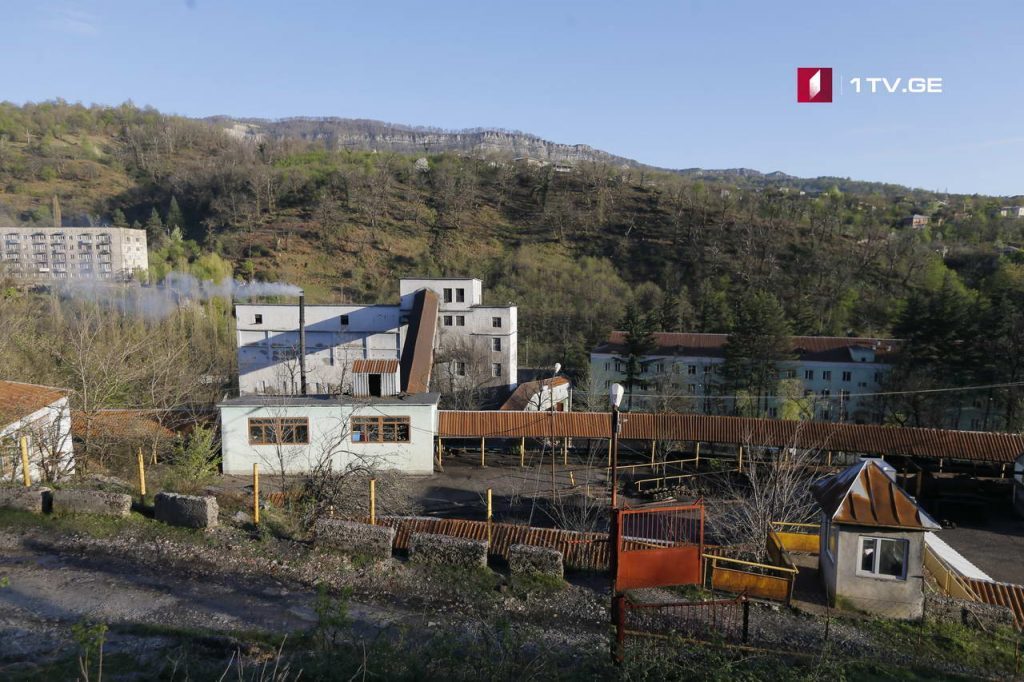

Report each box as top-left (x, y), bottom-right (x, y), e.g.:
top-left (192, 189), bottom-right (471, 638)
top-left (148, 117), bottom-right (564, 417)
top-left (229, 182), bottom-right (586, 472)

top-left (615, 502), bottom-right (705, 591)
top-left (613, 594), bottom-right (750, 662)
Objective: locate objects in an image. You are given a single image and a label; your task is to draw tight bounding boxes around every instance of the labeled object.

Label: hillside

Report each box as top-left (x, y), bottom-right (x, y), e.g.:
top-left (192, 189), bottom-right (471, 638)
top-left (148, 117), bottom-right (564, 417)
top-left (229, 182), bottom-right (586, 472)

top-left (1, 100), bottom-right (1023, 425)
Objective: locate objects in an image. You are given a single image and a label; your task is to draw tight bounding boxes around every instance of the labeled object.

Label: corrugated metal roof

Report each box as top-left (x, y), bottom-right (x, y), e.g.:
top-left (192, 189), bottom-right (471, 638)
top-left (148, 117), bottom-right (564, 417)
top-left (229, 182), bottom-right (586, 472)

top-left (0, 381), bottom-right (66, 426)
top-left (594, 332), bottom-right (900, 362)
top-left (811, 460), bottom-right (940, 530)
top-left (352, 359), bottom-right (400, 374)
top-left (437, 411), bottom-right (1024, 464)
top-left (500, 376), bottom-right (570, 411)
top-left (400, 289), bottom-right (438, 394)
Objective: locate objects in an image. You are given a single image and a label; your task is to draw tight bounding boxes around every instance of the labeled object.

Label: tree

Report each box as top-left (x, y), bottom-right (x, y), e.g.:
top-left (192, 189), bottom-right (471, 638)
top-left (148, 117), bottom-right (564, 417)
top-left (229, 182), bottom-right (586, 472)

top-left (111, 208), bottom-right (128, 227)
top-left (615, 304), bottom-right (656, 411)
top-left (166, 196), bottom-right (185, 232)
top-left (145, 207), bottom-right (164, 245)
top-left (721, 290), bottom-right (792, 417)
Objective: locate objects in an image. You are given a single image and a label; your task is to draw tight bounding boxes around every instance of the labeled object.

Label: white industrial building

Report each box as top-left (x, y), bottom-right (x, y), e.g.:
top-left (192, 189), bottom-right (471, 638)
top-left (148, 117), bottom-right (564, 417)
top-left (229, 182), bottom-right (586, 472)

top-left (1, 227), bottom-right (148, 281)
top-left (589, 332), bottom-right (898, 423)
top-left (219, 392), bottom-right (440, 475)
top-left (0, 380), bottom-right (75, 482)
top-left (235, 277), bottom-right (517, 398)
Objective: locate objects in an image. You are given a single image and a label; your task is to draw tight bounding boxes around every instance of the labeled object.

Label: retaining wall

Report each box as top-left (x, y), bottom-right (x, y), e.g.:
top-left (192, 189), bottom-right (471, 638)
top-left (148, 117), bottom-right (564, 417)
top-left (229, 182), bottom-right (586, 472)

top-left (508, 543), bottom-right (563, 577)
top-left (154, 492), bottom-right (219, 529)
top-left (315, 519), bottom-right (395, 560)
top-left (0, 486), bottom-right (52, 513)
top-left (52, 489), bottom-right (132, 517)
top-left (409, 532), bottom-right (487, 569)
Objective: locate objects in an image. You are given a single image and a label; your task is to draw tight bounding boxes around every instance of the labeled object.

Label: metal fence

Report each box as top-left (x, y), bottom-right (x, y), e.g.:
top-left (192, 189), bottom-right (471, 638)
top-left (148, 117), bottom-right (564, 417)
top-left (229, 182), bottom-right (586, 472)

top-left (613, 594), bottom-right (750, 662)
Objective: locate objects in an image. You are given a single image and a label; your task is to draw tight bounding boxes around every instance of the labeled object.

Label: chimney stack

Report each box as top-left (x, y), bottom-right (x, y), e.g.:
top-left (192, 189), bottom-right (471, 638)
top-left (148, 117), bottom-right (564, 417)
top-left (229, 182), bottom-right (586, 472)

top-left (298, 292), bottom-right (308, 396)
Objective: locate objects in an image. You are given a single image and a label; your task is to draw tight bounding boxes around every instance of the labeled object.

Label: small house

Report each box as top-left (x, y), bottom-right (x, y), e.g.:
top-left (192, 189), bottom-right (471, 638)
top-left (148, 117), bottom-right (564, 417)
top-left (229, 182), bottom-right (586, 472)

top-left (811, 458), bottom-right (940, 619)
top-left (0, 380), bottom-right (75, 482)
top-left (218, 392), bottom-right (440, 476)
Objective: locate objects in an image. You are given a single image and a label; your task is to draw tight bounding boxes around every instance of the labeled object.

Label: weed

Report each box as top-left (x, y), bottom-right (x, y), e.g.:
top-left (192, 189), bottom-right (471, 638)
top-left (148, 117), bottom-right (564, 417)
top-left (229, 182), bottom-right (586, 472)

top-left (71, 619), bottom-right (108, 682)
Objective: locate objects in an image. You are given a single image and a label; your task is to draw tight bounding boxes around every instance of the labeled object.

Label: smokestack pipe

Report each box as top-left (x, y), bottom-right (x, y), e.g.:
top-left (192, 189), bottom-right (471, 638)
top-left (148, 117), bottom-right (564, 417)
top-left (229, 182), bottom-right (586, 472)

top-left (298, 292), bottom-right (307, 396)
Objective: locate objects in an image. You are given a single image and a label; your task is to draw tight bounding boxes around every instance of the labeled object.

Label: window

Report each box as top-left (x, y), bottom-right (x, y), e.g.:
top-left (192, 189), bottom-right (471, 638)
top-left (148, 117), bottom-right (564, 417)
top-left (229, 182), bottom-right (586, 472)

top-left (822, 370), bottom-right (832, 381)
top-left (456, 315), bottom-right (465, 326)
top-left (492, 363), bottom-right (502, 377)
top-left (687, 384), bottom-right (696, 395)
top-left (782, 369), bottom-right (796, 379)
top-left (443, 315), bottom-right (453, 326)
top-left (454, 361), bottom-right (466, 376)
top-left (254, 314), bottom-right (263, 324)
top-left (340, 314), bottom-right (349, 325)
top-left (443, 288), bottom-right (453, 303)
top-left (840, 390), bottom-right (850, 401)
top-left (492, 338), bottom-right (502, 352)
top-left (456, 288), bottom-right (465, 302)
top-left (804, 369), bottom-right (814, 380)
top-left (351, 416), bottom-right (410, 443)
top-left (688, 365), bottom-right (697, 375)
top-left (874, 371), bottom-right (883, 383)
top-left (821, 389), bottom-right (831, 397)
top-left (858, 536), bottom-right (908, 579)
top-left (491, 316), bottom-right (502, 328)
top-left (248, 417), bottom-right (309, 445)
top-left (604, 362), bottom-right (611, 371)
top-left (842, 371), bottom-right (852, 382)
top-left (656, 362), bottom-right (665, 373)
top-left (768, 407), bottom-right (778, 418)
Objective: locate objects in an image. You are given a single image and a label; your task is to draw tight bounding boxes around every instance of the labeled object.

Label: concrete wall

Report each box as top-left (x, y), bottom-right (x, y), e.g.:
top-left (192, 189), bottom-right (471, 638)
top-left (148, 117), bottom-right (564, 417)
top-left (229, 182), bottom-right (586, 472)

top-left (409, 532), bottom-right (487, 568)
top-left (0, 396), bottom-right (75, 483)
top-left (830, 524), bottom-right (927, 619)
top-left (315, 519), bottom-right (395, 560)
top-left (818, 512), bottom-right (839, 604)
top-left (52, 489), bottom-right (132, 517)
top-left (220, 401), bottom-right (437, 475)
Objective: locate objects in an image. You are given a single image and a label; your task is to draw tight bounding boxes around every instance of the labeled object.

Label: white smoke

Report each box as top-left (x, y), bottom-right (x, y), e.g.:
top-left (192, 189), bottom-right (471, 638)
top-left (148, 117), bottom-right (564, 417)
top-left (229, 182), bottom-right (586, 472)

top-left (55, 274), bottom-right (302, 319)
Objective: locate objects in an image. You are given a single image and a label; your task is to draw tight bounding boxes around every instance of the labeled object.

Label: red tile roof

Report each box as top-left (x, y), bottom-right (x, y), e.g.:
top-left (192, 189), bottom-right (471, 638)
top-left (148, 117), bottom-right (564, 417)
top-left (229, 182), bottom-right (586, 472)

top-left (811, 460), bottom-right (940, 530)
top-left (0, 381), bottom-right (67, 426)
top-left (594, 332), bottom-right (900, 363)
top-left (352, 359), bottom-right (400, 374)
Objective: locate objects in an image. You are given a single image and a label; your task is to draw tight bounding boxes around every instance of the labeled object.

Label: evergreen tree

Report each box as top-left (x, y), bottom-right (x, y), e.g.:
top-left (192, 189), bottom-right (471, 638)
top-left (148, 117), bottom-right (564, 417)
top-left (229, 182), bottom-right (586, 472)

top-left (166, 196), bottom-right (185, 231)
top-left (722, 290), bottom-right (793, 417)
top-left (145, 207), bottom-right (164, 243)
top-left (111, 208), bottom-right (128, 227)
top-left (615, 304), bottom-right (656, 411)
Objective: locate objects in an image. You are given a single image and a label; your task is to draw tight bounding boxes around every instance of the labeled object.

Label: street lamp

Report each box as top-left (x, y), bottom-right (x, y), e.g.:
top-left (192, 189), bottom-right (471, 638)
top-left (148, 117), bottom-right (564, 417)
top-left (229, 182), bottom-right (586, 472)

top-left (609, 382), bottom-right (624, 509)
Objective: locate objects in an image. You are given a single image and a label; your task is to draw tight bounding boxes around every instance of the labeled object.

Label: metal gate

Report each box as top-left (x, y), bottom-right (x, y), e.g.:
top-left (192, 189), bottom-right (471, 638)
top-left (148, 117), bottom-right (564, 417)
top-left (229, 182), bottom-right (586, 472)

top-left (612, 501), bottom-right (704, 591)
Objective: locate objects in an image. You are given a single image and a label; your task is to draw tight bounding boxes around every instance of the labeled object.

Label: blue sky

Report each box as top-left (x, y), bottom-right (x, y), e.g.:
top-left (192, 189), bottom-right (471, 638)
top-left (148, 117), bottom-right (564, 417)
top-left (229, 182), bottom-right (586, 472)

top-left (3, 1), bottom-right (1022, 195)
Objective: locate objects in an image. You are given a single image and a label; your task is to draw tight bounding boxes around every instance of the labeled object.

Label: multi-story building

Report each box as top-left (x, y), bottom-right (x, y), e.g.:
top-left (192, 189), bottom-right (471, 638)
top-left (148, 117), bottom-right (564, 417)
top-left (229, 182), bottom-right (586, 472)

top-left (0, 227), bottom-right (148, 281)
top-left (589, 332), bottom-right (898, 423)
top-left (999, 206), bottom-right (1024, 219)
top-left (236, 277), bottom-right (517, 397)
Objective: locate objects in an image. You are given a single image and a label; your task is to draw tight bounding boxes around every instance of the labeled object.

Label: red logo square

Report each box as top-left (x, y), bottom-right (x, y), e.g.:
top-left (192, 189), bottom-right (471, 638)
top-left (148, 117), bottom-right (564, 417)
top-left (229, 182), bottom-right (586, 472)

top-left (797, 68), bottom-right (833, 103)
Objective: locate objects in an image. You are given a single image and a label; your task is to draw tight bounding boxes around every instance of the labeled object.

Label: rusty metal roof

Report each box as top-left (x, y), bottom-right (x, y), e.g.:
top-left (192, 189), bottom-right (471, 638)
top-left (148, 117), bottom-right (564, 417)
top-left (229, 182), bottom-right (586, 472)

top-left (0, 381), bottom-right (67, 426)
top-left (811, 460), bottom-right (940, 530)
top-left (594, 332), bottom-right (900, 362)
top-left (436, 411), bottom-right (1024, 464)
top-left (400, 289), bottom-right (438, 394)
top-left (352, 359), bottom-right (400, 374)
top-left (500, 376), bottom-right (570, 411)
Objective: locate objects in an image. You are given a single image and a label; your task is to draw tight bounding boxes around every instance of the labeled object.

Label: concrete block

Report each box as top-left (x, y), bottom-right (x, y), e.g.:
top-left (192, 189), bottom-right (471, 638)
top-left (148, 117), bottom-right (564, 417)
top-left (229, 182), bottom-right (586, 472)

top-left (154, 492), bottom-right (218, 529)
top-left (315, 519), bottom-right (395, 560)
top-left (508, 543), bottom-right (563, 578)
top-left (409, 532), bottom-right (487, 569)
top-left (52, 489), bottom-right (131, 517)
top-left (0, 486), bottom-right (53, 513)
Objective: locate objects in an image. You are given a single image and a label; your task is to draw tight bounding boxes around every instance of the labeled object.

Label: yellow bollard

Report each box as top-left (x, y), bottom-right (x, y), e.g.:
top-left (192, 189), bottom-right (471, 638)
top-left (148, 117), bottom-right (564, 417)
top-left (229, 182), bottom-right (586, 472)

top-left (20, 436), bottom-right (31, 487)
top-left (520, 437), bottom-right (525, 467)
top-left (480, 437), bottom-right (486, 467)
top-left (486, 487), bottom-right (493, 544)
top-left (369, 478), bottom-right (376, 525)
top-left (252, 463), bottom-right (260, 525)
top-left (569, 471), bottom-right (576, 487)
top-left (137, 448), bottom-right (147, 498)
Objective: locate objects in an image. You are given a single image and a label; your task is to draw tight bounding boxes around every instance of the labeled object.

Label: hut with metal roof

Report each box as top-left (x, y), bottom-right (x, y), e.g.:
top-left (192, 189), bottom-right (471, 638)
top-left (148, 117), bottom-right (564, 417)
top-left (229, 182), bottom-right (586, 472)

top-left (811, 458), bottom-right (940, 619)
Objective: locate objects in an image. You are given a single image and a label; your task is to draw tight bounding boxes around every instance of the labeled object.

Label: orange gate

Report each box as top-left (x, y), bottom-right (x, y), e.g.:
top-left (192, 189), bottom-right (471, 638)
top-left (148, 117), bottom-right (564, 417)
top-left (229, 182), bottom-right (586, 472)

top-left (612, 501), bottom-right (705, 591)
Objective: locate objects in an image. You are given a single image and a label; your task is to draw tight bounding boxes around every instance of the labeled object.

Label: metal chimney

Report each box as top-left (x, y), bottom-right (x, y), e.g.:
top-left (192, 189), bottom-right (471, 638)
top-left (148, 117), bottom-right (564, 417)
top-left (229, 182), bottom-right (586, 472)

top-left (298, 291), bottom-right (308, 396)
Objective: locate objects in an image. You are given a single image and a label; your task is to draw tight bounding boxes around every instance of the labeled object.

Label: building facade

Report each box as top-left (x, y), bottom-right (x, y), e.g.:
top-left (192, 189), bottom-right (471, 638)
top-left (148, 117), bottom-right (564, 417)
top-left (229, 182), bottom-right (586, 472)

top-left (0, 380), bottom-right (75, 482)
top-left (218, 393), bottom-right (439, 475)
top-left (589, 332), bottom-right (898, 423)
top-left (236, 277), bottom-right (517, 397)
top-left (1, 227), bottom-right (148, 281)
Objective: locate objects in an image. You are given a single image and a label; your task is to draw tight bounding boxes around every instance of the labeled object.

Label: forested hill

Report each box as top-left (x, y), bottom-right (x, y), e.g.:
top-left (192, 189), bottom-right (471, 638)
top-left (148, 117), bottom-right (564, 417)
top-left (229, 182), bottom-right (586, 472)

top-left (1, 100), bottom-right (1023, 388)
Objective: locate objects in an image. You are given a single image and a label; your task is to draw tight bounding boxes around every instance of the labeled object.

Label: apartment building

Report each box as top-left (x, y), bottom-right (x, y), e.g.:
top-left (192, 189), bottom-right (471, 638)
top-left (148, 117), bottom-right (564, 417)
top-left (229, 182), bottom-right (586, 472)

top-left (589, 332), bottom-right (898, 423)
top-left (0, 227), bottom-right (148, 281)
top-left (236, 277), bottom-right (517, 397)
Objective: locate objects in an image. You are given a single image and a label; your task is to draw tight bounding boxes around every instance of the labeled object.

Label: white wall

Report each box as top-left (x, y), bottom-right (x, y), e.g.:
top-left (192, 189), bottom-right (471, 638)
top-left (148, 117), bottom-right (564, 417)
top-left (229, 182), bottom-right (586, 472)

top-left (220, 401), bottom-right (437, 476)
top-left (0, 396), bottom-right (75, 482)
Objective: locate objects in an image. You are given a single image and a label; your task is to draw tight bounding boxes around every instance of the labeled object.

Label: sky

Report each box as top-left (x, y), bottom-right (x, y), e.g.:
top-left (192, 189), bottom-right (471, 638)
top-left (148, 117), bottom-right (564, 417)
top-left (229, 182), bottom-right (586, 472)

top-left (3, 1), bottom-right (1023, 195)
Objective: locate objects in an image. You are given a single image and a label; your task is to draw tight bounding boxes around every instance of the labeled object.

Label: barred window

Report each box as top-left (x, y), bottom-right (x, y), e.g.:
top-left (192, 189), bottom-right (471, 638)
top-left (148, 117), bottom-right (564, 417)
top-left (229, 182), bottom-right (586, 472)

top-left (351, 416), bottom-right (410, 443)
top-left (248, 417), bottom-right (309, 445)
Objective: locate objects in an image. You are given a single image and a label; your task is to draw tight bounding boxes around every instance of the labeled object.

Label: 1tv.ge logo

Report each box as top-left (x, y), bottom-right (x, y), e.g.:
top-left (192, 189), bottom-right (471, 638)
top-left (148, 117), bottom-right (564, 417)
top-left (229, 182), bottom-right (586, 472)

top-left (797, 67), bottom-right (832, 103)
